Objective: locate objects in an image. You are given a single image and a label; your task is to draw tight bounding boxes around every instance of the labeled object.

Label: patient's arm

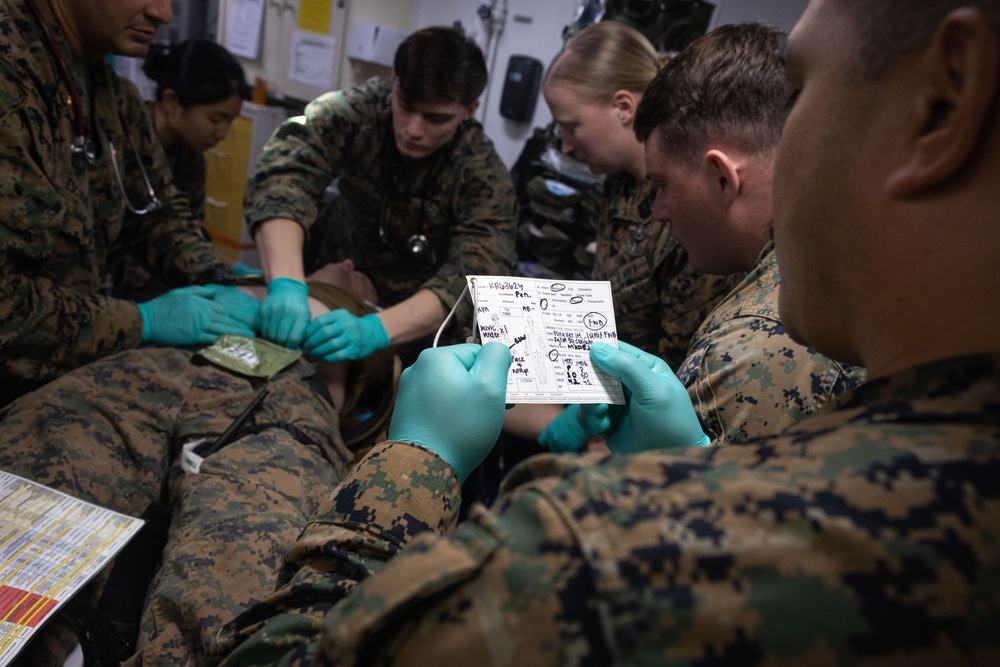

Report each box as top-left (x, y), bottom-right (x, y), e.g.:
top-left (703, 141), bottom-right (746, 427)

top-left (238, 285), bottom-right (349, 412)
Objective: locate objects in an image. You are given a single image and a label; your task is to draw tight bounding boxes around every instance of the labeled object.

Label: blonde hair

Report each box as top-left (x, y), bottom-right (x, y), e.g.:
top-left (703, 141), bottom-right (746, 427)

top-left (543, 21), bottom-right (665, 104)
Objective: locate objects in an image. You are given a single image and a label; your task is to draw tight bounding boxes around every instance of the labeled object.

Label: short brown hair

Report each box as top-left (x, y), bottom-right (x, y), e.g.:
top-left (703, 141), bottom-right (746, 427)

top-left (633, 22), bottom-right (786, 165)
top-left (393, 26), bottom-right (488, 106)
top-left (837, 0), bottom-right (1000, 79)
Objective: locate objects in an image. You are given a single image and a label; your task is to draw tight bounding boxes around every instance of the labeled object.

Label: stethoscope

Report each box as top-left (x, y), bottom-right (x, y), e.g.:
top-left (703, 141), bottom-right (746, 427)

top-left (26, 0), bottom-right (162, 215)
top-left (376, 112), bottom-right (465, 262)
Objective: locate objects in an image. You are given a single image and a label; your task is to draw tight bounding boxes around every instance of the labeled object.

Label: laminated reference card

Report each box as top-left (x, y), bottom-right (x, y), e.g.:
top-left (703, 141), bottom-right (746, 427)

top-left (467, 275), bottom-right (626, 405)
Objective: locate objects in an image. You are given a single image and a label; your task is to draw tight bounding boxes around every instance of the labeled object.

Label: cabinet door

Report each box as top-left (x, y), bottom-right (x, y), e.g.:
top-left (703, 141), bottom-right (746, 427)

top-left (204, 116), bottom-right (253, 259)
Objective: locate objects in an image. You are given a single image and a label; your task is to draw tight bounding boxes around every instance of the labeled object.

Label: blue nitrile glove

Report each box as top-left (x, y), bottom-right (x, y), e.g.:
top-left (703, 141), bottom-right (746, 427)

top-left (138, 285), bottom-right (257, 346)
top-left (210, 285), bottom-right (261, 331)
top-left (231, 261), bottom-right (264, 277)
top-left (259, 277), bottom-right (311, 348)
top-left (302, 310), bottom-right (390, 363)
top-left (388, 342), bottom-right (512, 482)
top-left (538, 404), bottom-right (592, 453)
top-left (579, 341), bottom-right (710, 453)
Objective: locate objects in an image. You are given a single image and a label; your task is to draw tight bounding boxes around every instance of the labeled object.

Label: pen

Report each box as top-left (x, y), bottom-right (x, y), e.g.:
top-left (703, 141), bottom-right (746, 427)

top-left (194, 387), bottom-right (270, 458)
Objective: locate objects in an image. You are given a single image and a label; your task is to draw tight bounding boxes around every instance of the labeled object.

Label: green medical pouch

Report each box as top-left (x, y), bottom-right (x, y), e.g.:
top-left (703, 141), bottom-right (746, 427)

top-left (196, 335), bottom-right (302, 379)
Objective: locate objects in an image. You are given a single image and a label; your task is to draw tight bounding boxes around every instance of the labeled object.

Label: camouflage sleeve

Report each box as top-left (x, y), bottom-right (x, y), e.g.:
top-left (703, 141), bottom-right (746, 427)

top-left (682, 310), bottom-right (859, 444)
top-left (244, 89), bottom-right (367, 234)
top-left (115, 76), bottom-right (230, 286)
top-left (421, 132), bottom-right (518, 320)
top-left (0, 68), bottom-right (144, 371)
top-left (214, 445), bottom-right (607, 667)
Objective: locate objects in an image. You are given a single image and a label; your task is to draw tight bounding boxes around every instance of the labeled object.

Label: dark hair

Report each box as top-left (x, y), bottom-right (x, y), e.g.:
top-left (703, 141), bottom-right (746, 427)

top-left (633, 22), bottom-right (787, 165)
top-left (393, 26), bottom-right (488, 106)
top-left (143, 39), bottom-right (250, 106)
top-left (837, 0), bottom-right (1000, 80)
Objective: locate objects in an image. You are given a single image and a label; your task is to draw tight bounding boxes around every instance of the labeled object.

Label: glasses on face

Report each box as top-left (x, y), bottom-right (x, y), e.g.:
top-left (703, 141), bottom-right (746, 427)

top-left (109, 131), bottom-right (162, 216)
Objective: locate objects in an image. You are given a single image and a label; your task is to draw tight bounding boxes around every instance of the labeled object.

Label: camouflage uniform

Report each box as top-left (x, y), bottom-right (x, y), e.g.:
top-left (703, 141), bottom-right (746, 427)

top-left (676, 241), bottom-right (865, 443)
top-left (0, 282), bottom-right (387, 667)
top-left (245, 77), bottom-right (518, 337)
top-left (0, 0), bottom-right (230, 404)
top-left (595, 173), bottom-right (738, 369)
top-left (165, 140), bottom-right (208, 221)
top-left (212, 352), bottom-right (1000, 666)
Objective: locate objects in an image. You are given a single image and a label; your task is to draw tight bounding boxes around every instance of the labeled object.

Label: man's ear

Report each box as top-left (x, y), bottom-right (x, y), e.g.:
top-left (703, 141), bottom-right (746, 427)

top-left (887, 8), bottom-right (999, 196)
top-left (612, 89), bottom-right (638, 125)
top-left (705, 148), bottom-right (742, 208)
top-left (464, 99), bottom-right (481, 120)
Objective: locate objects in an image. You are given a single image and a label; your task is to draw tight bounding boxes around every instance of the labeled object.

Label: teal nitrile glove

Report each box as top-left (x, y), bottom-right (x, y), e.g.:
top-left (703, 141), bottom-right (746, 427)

top-left (210, 285), bottom-right (261, 331)
top-left (538, 404), bottom-right (591, 453)
top-left (231, 261), bottom-right (264, 277)
top-left (388, 342), bottom-right (512, 482)
top-left (137, 285), bottom-right (257, 346)
top-left (302, 310), bottom-right (389, 363)
top-left (259, 277), bottom-right (311, 348)
top-left (579, 341), bottom-right (711, 453)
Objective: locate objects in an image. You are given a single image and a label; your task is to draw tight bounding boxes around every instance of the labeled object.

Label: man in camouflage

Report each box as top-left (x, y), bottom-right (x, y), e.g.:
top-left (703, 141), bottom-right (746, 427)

top-left (595, 173), bottom-right (736, 371)
top-left (208, 1), bottom-right (999, 664)
top-left (0, 0), bottom-right (248, 407)
top-left (637, 22), bottom-right (863, 444)
top-left (0, 262), bottom-right (395, 667)
top-left (248, 25), bottom-right (518, 363)
top-left (538, 23), bottom-right (862, 451)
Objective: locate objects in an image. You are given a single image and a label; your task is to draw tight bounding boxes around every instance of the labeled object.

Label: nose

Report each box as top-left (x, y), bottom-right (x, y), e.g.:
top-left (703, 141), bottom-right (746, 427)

top-left (405, 113), bottom-right (424, 139)
top-left (560, 135), bottom-right (575, 155)
top-left (148, 0), bottom-right (174, 25)
top-left (340, 258), bottom-right (354, 271)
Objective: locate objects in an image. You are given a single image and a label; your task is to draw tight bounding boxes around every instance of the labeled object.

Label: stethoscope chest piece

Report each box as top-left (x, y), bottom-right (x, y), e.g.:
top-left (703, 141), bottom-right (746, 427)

top-left (405, 233), bottom-right (431, 259)
top-left (71, 134), bottom-right (97, 169)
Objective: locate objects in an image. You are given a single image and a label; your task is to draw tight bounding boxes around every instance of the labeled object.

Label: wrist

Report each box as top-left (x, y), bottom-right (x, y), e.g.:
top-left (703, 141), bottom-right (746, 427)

top-left (362, 313), bottom-right (390, 349)
top-left (267, 277), bottom-right (308, 297)
top-left (137, 302), bottom-right (152, 343)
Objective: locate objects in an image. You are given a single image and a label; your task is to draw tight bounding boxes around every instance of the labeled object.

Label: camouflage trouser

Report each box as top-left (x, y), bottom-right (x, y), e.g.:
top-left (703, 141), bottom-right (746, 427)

top-left (0, 347), bottom-right (352, 667)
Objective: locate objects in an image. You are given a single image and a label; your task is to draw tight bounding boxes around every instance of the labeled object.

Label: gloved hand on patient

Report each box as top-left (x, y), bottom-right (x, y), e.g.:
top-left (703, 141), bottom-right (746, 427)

top-left (259, 277), bottom-right (311, 348)
top-left (388, 342), bottom-right (512, 482)
top-left (138, 284), bottom-right (259, 347)
top-left (579, 341), bottom-right (711, 453)
top-left (302, 310), bottom-right (390, 363)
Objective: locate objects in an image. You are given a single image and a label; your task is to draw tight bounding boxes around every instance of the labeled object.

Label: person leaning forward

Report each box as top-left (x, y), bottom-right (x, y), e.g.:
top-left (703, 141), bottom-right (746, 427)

top-left (247, 25), bottom-right (518, 364)
top-left (0, 0), bottom-right (252, 407)
top-left (210, 3), bottom-right (1000, 665)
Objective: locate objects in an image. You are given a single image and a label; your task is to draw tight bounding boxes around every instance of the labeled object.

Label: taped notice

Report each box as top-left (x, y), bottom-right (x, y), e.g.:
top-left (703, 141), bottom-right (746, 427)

top-left (467, 276), bottom-right (625, 404)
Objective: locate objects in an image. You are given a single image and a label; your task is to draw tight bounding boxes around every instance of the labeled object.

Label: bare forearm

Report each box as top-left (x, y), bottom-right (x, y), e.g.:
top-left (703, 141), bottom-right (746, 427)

top-left (377, 289), bottom-right (448, 345)
top-left (254, 218), bottom-right (306, 281)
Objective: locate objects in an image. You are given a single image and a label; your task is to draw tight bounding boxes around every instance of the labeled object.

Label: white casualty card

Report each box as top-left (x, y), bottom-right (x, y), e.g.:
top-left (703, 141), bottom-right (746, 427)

top-left (467, 276), bottom-right (625, 405)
